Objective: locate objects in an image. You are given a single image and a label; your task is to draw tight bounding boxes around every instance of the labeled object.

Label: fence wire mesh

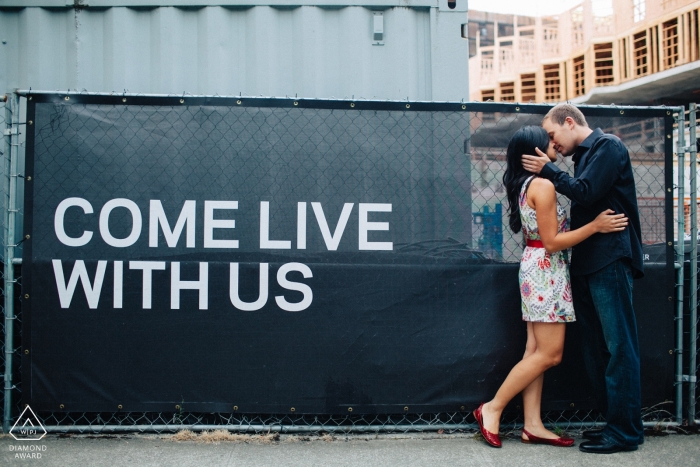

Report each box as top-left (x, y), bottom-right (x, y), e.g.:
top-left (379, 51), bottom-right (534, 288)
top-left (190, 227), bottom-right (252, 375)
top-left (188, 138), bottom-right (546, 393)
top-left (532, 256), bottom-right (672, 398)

top-left (0, 94), bottom-right (688, 434)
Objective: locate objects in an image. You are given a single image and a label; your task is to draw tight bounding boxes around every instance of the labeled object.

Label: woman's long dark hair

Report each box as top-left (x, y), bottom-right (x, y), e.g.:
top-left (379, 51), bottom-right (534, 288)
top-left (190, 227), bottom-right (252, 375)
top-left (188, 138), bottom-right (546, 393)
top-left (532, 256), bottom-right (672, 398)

top-left (502, 126), bottom-right (550, 233)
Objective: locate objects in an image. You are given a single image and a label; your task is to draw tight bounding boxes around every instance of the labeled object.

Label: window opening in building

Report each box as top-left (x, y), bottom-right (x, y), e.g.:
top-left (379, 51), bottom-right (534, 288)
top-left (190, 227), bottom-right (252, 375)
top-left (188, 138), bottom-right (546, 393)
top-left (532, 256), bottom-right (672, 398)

top-left (621, 37), bottom-right (629, 79)
top-left (542, 17), bottom-right (559, 57)
top-left (500, 82), bottom-right (515, 101)
top-left (633, 30), bottom-right (649, 76)
top-left (650, 25), bottom-right (660, 73)
top-left (572, 7), bottom-right (585, 49)
top-left (519, 29), bottom-right (536, 66)
top-left (634, 0), bottom-right (646, 23)
top-left (479, 22), bottom-right (494, 47)
top-left (520, 73), bottom-right (536, 102)
top-left (481, 49), bottom-right (494, 82)
top-left (594, 42), bottom-right (615, 85)
top-left (592, 0), bottom-right (613, 35)
top-left (573, 55), bottom-right (585, 97)
top-left (499, 40), bottom-right (514, 74)
top-left (692, 9), bottom-right (700, 61)
top-left (543, 64), bottom-right (561, 102)
top-left (517, 16), bottom-right (535, 27)
top-left (662, 18), bottom-right (679, 68)
top-left (498, 21), bottom-right (514, 38)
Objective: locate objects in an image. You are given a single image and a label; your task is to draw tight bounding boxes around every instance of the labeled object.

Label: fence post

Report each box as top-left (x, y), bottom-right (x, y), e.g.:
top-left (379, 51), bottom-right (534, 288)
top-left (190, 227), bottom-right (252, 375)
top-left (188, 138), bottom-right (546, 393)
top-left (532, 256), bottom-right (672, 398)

top-left (689, 103), bottom-right (698, 426)
top-left (2, 93), bottom-right (19, 433)
top-left (676, 108), bottom-right (686, 425)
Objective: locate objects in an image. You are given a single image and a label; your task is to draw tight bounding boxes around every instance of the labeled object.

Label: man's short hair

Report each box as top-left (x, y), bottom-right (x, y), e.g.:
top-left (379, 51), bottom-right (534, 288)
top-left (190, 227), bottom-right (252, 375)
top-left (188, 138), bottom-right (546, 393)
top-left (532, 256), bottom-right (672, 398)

top-left (543, 103), bottom-right (588, 127)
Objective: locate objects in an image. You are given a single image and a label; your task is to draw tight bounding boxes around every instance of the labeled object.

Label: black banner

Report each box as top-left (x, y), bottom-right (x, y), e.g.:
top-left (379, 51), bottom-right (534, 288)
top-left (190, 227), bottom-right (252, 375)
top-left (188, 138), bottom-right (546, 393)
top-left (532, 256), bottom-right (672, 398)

top-left (22, 95), bottom-right (674, 414)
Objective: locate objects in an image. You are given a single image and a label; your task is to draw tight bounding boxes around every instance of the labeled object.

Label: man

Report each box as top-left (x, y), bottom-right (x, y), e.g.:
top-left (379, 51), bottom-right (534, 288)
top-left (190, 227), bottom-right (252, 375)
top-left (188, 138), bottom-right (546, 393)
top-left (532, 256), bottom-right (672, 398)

top-left (522, 103), bottom-right (644, 454)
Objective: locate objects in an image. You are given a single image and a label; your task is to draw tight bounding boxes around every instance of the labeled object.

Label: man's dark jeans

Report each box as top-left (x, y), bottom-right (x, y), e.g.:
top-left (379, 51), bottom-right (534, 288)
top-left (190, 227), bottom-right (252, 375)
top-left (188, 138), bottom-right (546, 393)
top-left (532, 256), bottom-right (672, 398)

top-left (571, 259), bottom-right (644, 446)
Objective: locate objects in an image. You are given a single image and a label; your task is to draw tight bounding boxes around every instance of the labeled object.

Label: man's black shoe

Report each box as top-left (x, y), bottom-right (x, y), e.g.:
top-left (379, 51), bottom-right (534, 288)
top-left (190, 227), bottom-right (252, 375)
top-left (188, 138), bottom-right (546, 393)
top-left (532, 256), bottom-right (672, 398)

top-left (582, 429), bottom-right (604, 440)
top-left (582, 429), bottom-right (644, 445)
top-left (579, 438), bottom-right (638, 454)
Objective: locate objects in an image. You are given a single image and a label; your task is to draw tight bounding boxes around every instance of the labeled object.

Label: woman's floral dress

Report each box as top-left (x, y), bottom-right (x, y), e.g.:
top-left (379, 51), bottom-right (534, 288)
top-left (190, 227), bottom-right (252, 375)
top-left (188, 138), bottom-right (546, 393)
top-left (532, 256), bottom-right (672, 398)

top-left (518, 176), bottom-right (575, 322)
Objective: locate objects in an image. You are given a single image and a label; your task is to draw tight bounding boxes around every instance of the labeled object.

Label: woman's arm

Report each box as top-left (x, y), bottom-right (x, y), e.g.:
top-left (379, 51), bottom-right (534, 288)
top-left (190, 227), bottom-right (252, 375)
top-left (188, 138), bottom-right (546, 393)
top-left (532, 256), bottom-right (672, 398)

top-left (528, 178), bottom-right (628, 254)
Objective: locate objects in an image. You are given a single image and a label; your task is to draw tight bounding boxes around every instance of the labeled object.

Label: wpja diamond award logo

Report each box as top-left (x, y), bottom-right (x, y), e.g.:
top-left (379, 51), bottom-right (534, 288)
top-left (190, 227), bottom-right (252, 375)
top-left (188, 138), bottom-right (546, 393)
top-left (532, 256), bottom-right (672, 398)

top-left (9, 405), bottom-right (47, 441)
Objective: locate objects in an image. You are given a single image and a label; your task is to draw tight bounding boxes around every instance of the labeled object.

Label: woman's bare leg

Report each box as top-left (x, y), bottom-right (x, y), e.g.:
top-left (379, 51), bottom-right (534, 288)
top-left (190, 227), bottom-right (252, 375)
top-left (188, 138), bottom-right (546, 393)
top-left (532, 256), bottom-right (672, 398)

top-left (520, 322), bottom-right (563, 440)
top-left (480, 322), bottom-right (566, 435)
top-left (521, 323), bottom-right (544, 437)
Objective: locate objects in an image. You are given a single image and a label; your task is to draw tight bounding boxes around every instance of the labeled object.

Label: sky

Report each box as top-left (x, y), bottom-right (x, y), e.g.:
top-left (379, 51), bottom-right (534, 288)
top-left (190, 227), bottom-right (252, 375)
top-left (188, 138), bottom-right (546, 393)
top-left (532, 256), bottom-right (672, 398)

top-left (468, 0), bottom-right (588, 16)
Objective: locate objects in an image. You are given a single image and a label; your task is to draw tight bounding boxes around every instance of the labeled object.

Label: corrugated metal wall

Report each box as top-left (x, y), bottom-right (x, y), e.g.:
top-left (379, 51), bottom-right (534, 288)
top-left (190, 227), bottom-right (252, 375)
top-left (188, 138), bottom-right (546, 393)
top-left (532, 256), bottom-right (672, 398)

top-left (0, 1), bottom-right (469, 100)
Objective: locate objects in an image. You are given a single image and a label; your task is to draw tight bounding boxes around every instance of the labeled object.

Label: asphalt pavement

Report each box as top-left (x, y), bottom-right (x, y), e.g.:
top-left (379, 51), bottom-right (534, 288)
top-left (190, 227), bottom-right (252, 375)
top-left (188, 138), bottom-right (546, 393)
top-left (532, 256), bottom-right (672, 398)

top-left (1, 431), bottom-right (699, 467)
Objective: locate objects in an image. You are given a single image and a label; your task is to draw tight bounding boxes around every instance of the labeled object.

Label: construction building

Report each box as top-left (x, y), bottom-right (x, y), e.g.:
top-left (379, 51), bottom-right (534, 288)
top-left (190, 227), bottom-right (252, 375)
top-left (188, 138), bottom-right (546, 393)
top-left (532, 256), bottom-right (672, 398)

top-left (468, 0), bottom-right (700, 105)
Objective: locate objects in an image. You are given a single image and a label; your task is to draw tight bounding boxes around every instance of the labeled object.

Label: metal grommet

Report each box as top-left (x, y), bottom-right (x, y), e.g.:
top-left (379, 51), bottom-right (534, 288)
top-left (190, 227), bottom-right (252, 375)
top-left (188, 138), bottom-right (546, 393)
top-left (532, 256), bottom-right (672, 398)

top-left (461, 105), bottom-right (466, 110)
top-left (117, 404), bottom-right (123, 410)
top-left (403, 406), bottom-right (409, 412)
top-left (667, 111), bottom-right (671, 115)
top-left (668, 296), bottom-right (673, 301)
top-left (405, 104), bottom-right (410, 109)
top-left (236, 100), bottom-right (241, 105)
top-left (350, 103), bottom-right (355, 108)
top-left (347, 407), bottom-right (353, 412)
top-left (59, 404), bottom-right (65, 409)
top-left (669, 349), bottom-right (674, 354)
top-left (24, 349), bottom-right (29, 354)
top-left (24, 294), bottom-right (29, 299)
top-left (570, 403), bottom-right (575, 408)
top-left (233, 406), bottom-right (238, 411)
top-left (175, 405), bottom-right (180, 410)
top-left (122, 97), bottom-right (127, 103)
top-left (25, 234), bottom-right (30, 240)
top-left (515, 106), bottom-right (520, 111)
top-left (668, 241), bottom-right (673, 246)
top-left (179, 99), bottom-right (185, 104)
top-left (620, 110), bottom-right (624, 114)
top-left (460, 406), bottom-right (465, 411)
top-left (293, 101), bottom-right (298, 106)
top-left (64, 96), bottom-right (70, 101)
top-left (667, 134), bottom-right (672, 139)
top-left (28, 120), bottom-right (33, 125)
top-left (27, 176), bottom-right (32, 181)
top-left (667, 188), bottom-right (672, 192)
top-left (28, 96), bottom-right (33, 101)
top-left (291, 407), bottom-right (296, 412)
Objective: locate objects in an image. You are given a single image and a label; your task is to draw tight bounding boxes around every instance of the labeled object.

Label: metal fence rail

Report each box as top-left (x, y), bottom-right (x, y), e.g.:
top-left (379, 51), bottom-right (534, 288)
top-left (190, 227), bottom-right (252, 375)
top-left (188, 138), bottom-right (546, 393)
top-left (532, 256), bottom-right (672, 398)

top-left (689, 103), bottom-right (699, 425)
top-left (1, 94), bottom-right (7, 432)
top-left (675, 103), bottom-right (700, 426)
top-left (0, 92), bottom-right (695, 433)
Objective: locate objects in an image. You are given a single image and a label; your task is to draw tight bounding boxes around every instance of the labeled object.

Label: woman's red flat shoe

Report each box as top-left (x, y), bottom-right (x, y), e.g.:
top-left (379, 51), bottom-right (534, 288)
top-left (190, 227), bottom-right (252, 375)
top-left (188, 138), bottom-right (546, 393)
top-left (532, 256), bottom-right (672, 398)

top-left (521, 428), bottom-right (574, 447)
top-left (473, 403), bottom-right (502, 448)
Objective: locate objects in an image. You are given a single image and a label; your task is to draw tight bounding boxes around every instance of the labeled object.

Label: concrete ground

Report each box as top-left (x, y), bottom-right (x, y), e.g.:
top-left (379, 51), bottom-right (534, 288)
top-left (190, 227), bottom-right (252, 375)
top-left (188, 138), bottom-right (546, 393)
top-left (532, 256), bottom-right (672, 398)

top-left (1, 431), bottom-right (699, 467)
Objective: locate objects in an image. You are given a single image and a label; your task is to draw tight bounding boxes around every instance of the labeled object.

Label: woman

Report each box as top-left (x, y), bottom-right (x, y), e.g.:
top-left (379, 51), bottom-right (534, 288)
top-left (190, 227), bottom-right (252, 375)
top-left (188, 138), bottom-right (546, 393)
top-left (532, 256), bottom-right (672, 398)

top-left (473, 126), bottom-right (628, 448)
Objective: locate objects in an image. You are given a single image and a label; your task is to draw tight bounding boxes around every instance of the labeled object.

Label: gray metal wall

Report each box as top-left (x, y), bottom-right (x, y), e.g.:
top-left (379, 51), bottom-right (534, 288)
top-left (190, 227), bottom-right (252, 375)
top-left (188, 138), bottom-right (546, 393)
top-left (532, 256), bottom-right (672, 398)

top-left (0, 1), bottom-right (469, 100)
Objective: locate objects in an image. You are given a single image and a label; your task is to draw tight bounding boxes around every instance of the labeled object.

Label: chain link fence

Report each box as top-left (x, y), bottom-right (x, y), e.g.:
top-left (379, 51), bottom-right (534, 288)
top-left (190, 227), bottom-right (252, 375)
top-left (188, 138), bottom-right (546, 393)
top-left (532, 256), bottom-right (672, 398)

top-left (0, 93), bottom-right (692, 434)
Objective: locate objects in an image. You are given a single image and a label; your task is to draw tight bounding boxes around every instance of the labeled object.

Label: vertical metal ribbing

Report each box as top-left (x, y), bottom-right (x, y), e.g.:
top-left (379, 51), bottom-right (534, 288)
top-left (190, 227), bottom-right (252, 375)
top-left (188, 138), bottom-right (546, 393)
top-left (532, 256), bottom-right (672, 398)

top-left (2, 94), bottom-right (18, 433)
top-left (676, 108), bottom-right (686, 424)
top-left (689, 103), bottom-right (698, 426)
